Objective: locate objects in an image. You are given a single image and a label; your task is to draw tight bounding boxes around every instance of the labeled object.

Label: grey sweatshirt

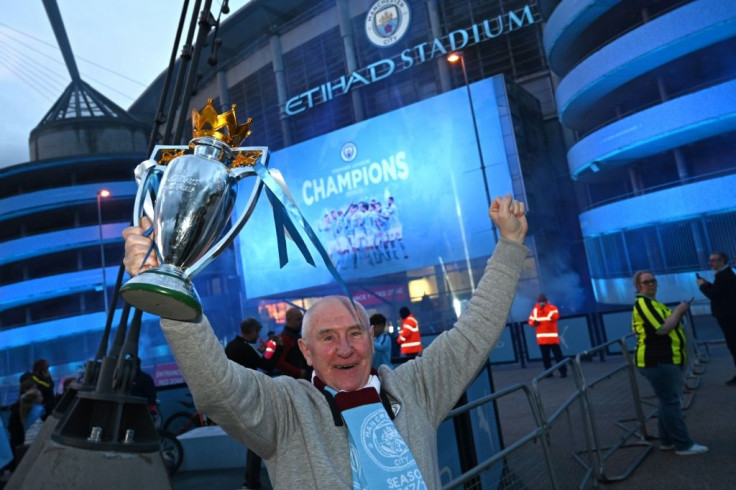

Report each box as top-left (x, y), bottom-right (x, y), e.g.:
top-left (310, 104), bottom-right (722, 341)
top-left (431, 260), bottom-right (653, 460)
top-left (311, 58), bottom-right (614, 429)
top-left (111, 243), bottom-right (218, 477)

top-left (160, 237), bottom-right (528, 489)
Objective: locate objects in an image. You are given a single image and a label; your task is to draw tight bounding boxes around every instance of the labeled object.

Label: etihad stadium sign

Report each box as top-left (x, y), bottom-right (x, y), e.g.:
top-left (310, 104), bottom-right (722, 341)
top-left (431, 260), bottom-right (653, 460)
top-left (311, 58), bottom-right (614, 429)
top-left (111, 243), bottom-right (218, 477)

top-left (284, 4), bottom-right (536, 116)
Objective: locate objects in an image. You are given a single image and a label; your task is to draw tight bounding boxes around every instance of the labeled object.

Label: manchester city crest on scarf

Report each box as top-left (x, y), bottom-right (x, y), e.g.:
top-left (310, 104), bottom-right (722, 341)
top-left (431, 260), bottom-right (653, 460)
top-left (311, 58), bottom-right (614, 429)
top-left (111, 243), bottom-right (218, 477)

top-left (361, 408), bottom-right (412, 470)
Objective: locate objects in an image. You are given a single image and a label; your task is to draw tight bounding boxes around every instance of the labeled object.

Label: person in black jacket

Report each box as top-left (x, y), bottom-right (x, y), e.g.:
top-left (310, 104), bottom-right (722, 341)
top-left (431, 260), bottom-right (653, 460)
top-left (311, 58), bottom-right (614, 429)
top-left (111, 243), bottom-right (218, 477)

top-left (225, 318), bottom-right (280, 489)
top-left (697, 251), bottom-right (736, 384)
top-left (276, 308), bottom-right (309, 380)
top-left (226, 318), bottom-right (281, 374)
top-left (30, 359), bottom-right (56, 418)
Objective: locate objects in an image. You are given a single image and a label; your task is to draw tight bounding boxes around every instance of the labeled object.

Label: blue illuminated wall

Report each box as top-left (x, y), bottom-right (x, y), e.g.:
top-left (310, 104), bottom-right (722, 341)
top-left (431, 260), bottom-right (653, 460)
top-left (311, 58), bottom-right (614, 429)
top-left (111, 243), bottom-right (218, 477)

top-left (236, 77), bottom-right (514, 298)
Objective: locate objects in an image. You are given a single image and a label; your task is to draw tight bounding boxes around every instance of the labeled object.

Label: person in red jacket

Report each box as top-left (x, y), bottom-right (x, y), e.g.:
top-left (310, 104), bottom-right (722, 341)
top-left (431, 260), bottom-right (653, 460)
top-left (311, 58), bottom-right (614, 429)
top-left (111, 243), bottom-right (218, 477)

top-left (397, 306), bottom-right (422, 359)
top-left (528, 294), bottom-right (567, 378)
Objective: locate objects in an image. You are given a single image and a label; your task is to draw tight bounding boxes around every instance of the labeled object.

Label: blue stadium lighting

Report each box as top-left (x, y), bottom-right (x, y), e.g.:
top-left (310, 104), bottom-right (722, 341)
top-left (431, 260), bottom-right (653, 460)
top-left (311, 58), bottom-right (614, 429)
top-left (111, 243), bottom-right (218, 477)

top-left (570, 80), bottom-right (736, 179)
top-left (579, 174), bottom-right (736, 237)
top-left (555, 0), bottom-right (735, 126)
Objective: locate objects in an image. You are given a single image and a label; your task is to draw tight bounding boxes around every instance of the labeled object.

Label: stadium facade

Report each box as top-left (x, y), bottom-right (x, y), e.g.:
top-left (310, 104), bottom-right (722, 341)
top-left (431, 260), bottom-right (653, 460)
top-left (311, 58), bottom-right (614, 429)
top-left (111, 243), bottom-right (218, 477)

top-left (130, 0), bottom-right (589, 319)
top-left (2, 0), bottom-right (734, 401)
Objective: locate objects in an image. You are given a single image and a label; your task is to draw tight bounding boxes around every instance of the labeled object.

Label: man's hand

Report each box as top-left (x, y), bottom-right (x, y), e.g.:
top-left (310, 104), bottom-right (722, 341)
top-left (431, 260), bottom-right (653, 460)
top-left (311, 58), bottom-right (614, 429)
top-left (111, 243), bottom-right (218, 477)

top-left (696, 278), bottom-right (706, 286)
top-left (489, 194), bottom-right (527, 244)
top-left (122, 216), bottom-right (159, 277)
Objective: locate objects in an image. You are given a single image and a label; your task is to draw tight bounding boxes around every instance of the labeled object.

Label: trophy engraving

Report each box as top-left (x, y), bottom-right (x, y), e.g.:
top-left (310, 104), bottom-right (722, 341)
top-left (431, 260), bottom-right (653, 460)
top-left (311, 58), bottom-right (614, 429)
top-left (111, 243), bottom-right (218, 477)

top-left (120, 99), bottom-right (264, 321)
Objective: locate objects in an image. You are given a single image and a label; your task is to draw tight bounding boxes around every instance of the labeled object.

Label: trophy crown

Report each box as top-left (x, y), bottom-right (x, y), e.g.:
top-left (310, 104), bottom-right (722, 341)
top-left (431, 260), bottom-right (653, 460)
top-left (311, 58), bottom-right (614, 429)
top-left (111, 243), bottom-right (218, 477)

top-left (191, 98), bottom-right (252, 147)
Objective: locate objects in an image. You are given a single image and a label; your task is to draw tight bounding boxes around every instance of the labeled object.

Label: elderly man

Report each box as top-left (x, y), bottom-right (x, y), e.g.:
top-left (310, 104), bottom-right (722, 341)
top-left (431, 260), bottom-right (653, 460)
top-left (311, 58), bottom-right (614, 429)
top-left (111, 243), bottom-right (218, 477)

top-left (123, 195), bottom-right (527, 489)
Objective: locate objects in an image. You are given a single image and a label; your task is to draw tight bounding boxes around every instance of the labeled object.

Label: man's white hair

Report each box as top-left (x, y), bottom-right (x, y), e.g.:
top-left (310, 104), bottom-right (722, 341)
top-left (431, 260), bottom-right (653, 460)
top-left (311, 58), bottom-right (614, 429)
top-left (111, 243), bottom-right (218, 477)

top-left (302, 296), bottom-right (369, 339)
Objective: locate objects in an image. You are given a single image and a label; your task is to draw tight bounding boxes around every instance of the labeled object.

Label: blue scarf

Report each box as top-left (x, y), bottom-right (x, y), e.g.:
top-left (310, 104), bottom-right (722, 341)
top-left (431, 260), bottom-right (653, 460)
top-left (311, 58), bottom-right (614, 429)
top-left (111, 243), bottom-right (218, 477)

top-left (319, 376), bottom-right (426, 489)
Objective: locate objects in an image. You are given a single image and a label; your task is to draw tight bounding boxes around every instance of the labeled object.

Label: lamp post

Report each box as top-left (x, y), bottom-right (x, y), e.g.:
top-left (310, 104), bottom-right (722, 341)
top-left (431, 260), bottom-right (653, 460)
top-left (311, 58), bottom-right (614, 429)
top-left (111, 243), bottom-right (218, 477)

top-left (447, 52), bottom-right (498, 241)
top-left (97, 189), bottom-right (111, 314)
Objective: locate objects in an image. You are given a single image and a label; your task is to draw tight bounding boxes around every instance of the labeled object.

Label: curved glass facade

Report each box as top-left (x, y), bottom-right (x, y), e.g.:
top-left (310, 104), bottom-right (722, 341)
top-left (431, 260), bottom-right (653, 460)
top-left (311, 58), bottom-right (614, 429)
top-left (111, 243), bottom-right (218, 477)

top-left (543, 0), bottom-right (736, 305)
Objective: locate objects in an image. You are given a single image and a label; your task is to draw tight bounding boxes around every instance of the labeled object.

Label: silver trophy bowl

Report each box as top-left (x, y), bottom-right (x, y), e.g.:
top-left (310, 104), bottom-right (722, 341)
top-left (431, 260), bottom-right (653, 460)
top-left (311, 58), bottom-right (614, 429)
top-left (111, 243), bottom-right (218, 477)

top-left (120, 137), bottom-right (264, 320)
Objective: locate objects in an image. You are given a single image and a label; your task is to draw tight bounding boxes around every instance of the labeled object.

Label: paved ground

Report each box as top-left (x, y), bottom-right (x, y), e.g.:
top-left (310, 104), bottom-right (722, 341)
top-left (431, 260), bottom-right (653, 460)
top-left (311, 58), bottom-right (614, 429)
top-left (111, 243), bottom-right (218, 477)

top-left (171, 343), bottom-right (736, 489)
top-left (601, 344), bottom-right (736, 489)
top-left (491, 344), bottom-right (736, 489)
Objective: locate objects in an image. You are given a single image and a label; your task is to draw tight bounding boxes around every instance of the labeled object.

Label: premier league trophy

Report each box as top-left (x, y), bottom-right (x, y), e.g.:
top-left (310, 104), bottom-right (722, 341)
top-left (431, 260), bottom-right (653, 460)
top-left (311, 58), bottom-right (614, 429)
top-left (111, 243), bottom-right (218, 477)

top-left (120, 99), bottom-right (265, 321)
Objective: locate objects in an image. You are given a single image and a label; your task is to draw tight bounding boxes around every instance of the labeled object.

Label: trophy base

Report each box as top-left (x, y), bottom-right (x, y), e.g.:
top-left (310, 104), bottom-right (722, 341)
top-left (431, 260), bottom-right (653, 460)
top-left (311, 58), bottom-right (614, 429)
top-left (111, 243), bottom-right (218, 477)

top-left (120, 266), bottom-right (202, 321)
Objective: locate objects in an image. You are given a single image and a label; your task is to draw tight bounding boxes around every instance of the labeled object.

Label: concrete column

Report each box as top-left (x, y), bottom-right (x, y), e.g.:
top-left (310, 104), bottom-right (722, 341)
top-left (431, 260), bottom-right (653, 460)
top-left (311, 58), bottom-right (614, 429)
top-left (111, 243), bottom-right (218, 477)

top-left (644, 231), bottom-right (662, 271)
top-left (691, 219), bottom-right (708, 268)
top-left (427, 0), bottom-right (451, 92)
top-left (337, 0), bottom-right (364, 120)
top-left (551, 70), bottom-right (578, 153)
top-left (628, 167), bottom-right (642, 195)
top-left (654, 76), bottom-right (688, 180)
top-left (217, 70), bottom-right (230, 108)
top-left (270, 34), bottom-right (292, 146)
top-left (673, 147), bottom-right (689, 181)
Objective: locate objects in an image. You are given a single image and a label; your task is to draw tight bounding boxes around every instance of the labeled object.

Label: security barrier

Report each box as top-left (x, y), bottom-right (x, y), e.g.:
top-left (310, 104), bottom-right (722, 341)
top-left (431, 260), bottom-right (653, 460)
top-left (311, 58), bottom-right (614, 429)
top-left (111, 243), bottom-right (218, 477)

top-left (682, 312), bottom-right (706, 391)
top-left (441, 383), bottom-right (558, 490)
top-left (442, 335), bottom-right (661, 489)
top-left (531, 357), bottom-right (596, 489)
top-left (573, 337), bottom-right (652, 483)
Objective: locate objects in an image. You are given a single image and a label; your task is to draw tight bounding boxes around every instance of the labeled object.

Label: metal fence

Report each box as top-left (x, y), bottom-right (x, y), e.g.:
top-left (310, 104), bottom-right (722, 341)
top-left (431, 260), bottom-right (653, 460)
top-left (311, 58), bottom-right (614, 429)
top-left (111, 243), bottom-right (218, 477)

top-left (442, 383), bottom-right (554, 490)
top-left (441, 321), bottom-right (708, 489)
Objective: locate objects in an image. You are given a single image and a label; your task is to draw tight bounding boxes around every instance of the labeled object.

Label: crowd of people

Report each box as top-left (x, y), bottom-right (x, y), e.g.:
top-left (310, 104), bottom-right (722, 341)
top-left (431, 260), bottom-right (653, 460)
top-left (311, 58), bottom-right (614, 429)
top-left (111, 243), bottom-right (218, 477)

top-left (4, 196), bottom-right (730, 486)
top-left (122, 195), bottom-right (732, 486)
top-left (0, 356), bottom-right (162, 478)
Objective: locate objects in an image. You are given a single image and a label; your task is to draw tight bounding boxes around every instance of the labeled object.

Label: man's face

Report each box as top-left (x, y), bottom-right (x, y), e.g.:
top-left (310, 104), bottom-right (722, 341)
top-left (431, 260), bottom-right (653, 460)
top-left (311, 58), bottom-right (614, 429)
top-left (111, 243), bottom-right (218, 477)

top-left (299, 299), bottom-right (374, 392)
top-left (286, 310), bottom-right (304, 331)
top-left (709, 254), bottom-right (726, 271)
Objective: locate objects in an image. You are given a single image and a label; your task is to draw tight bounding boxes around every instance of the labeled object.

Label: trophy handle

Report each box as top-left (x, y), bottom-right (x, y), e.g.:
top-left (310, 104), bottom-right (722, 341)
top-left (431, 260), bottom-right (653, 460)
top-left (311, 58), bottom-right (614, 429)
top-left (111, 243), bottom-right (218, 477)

top-left (182, 148), bottom-right (268, 279)
top-left (132, 164), bottom-right (165, 227)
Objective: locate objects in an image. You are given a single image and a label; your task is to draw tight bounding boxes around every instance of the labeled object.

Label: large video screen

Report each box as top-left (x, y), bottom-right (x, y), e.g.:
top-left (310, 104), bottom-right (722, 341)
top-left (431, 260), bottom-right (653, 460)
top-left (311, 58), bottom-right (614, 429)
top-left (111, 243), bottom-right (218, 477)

top-left (236, 77), bottom-right (514, 298)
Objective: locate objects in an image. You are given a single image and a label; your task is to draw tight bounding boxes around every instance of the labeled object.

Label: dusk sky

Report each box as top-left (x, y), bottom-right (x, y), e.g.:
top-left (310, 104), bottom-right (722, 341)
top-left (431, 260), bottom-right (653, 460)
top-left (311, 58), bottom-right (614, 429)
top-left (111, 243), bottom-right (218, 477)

top-left (0, 1), bottom-right (250, 170)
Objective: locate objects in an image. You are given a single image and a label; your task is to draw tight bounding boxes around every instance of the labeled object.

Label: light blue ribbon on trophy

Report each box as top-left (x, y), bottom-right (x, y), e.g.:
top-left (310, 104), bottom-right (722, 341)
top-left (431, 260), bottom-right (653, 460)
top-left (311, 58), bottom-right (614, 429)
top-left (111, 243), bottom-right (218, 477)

top-left (138, 224), bottom-right (162, 273)
top-left (251, 160), bottom-right (352, 301)
top-left (135, 161), bottom-right (164, 271)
